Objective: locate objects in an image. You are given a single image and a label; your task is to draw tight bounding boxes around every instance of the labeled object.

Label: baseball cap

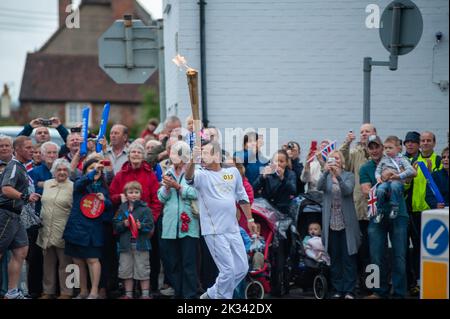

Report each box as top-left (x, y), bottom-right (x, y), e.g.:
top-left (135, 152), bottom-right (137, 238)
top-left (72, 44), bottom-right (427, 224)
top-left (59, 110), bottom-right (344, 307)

top-left (367, 135), bottom-right (382, 146)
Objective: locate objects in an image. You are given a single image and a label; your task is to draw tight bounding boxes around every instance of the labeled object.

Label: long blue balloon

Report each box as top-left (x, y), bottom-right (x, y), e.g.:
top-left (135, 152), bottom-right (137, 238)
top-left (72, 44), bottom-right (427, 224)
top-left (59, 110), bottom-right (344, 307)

top-left (80, 107), bottom-right (90, 157)
top-left (96, 102), bottom-right (110, 153)
top-left (418, 161), bottom-right (445, 204)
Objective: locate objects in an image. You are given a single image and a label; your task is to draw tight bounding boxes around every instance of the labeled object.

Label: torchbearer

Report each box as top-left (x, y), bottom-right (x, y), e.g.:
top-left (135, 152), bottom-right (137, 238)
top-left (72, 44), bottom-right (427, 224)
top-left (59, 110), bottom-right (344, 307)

top-left (173, 54), bottom-right (258, 299)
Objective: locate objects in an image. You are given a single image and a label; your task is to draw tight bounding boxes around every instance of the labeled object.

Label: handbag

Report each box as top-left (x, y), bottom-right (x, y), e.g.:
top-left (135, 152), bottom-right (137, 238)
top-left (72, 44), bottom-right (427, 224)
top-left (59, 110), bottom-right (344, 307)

top-left (20, 202), bottom-right (41, 230)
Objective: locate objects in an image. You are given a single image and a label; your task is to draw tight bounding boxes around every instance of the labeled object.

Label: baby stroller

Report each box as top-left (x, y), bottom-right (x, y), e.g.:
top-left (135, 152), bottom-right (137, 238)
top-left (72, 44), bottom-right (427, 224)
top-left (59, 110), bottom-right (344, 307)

top-left (238, 200), bottom-right (277, 299)
top-left (290, 194), bottom-right (330, 299)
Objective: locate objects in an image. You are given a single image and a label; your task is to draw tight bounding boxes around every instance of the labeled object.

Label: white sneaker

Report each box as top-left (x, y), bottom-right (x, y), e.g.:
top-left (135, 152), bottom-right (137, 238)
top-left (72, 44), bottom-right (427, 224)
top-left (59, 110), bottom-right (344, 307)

top-left (159, 287), bottom-right (175, 296)
top-left (4, 290), bottom-right (29, 299)
top-left (200, 292), bottom-right (210, 299)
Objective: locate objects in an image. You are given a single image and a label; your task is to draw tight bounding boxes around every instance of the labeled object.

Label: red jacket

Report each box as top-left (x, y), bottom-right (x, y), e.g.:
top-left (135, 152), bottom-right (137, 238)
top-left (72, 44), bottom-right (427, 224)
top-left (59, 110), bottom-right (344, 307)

top-left (243, 177), bottom-right (254, 205)
top-left (109, 161), bottom-right (162, 222)
top-left (238, 177), bottom-right (255, 234)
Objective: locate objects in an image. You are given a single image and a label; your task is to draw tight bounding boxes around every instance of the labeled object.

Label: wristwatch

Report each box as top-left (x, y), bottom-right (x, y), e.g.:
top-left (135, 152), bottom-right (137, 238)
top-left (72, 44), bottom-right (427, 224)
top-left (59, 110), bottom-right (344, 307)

top-left (20, 193), bottom-right (30, 202)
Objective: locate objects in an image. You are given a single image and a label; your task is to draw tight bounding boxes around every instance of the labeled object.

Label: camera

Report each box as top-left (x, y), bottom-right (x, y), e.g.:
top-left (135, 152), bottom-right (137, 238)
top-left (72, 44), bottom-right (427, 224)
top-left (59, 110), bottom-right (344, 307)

top-left (287, 142), bottom-right (295, 150)
top-left (40, 119), bottom-right (53, 126)
top-left (100, 159), bottom-right (111, 166)
top-left (327, 157), bottom-right (336, 165)
top-left (71, 127), bottom-right (82, 133)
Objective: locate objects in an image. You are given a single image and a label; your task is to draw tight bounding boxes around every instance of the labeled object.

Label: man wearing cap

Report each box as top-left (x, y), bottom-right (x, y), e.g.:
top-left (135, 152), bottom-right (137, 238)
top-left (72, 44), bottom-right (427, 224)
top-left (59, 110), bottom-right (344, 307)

top-left (360, 135), bottom-right (409, 299)
top-left (340, 123), bottom-right (377, 293)
top-left (402, 131), bottom-right (421, 294)
top-left (404, 131), bottom-right (442, 295)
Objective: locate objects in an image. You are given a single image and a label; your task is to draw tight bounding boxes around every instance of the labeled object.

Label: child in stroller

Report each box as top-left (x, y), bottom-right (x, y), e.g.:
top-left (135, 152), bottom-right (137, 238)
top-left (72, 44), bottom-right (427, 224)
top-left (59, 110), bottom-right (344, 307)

top-left (291, 200), bottom-right (330, 299)
top-left (235, 206), bottom-right (275, 299)
top-left (239, 223), bottom-right (266, 271)
top-left (303, 222), bottom-right (330, 266)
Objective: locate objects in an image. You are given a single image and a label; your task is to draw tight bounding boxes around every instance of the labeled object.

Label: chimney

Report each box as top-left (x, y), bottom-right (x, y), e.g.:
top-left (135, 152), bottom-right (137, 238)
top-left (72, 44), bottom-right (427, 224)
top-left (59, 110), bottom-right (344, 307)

top-left (59, 0), bottom-right (71, 28)
top-left (111, 0), bottom-right (135, 20)
top-left (1, 84), bottom-right (11, 118)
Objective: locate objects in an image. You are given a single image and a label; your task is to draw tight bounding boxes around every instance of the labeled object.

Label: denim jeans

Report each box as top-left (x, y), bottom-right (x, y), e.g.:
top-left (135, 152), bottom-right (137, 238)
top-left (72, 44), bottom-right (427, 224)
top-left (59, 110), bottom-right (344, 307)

top-left (328, 229), bottom-right (357, 295)
top-left (368, 216), bottom-right (408, 298)
top-left (376, 181), bottom-right (404, 212)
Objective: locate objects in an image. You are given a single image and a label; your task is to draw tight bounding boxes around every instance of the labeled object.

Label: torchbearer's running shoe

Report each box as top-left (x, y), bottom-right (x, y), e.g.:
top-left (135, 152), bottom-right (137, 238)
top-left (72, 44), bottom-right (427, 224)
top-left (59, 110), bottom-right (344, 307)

top-left (200, 292), bottom-right (210, 299)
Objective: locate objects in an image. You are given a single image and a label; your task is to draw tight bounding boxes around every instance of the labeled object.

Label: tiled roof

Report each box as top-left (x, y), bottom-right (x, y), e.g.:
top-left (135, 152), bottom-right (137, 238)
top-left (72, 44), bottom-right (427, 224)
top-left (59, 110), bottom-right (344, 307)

top-left (19, 52), bottom-right (158, 104)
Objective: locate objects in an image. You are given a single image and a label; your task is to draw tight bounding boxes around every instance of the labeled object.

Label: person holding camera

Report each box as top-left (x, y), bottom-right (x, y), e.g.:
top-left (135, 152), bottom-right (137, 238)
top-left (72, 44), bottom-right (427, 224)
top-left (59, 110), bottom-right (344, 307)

top-left (284, 141), bottom-right (305, 196)
top-left (18, 117), bottom-right (69, 145)
top-left (0, 137), bottom-right (41, 299)
top-left (158, 141), bottom-right (200, 299)
top-left (63, 158), bottom-right (113, 299)
top-left (339, 124), bottom-right (377, 294)
top-left (253, 149), bottom-right (297, 214)
top-left (317, 150), bottom-right (360, 299)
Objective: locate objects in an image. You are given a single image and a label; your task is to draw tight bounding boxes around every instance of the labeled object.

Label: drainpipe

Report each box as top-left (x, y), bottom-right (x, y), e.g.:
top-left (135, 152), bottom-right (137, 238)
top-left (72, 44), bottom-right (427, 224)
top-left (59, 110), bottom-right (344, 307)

top-left (198, 0), bottom-right (209, 127)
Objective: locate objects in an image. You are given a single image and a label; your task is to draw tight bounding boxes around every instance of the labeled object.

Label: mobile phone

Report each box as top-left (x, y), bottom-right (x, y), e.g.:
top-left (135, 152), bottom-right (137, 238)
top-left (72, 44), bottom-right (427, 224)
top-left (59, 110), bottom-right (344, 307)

top-left (71, 127), bottom-right (82, 133)
top-left (327, 157), bottom-right (336, 165)
top-left (100, 159), bottom-right (111, 166)
top-left (310, 140), bottom-right (317, 150)
top-left (41, 119), bottom-right (52, 126)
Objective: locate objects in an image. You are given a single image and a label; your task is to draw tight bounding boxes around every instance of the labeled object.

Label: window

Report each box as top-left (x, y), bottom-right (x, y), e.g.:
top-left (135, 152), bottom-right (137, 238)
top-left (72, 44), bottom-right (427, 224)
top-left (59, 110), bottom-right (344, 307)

top-left (65, 103), bottom-right (91, 127)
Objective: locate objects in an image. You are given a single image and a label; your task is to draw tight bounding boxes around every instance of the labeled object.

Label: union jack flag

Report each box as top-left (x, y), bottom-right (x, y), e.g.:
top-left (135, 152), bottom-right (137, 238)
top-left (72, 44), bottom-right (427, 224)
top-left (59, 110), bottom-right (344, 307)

top-left (367, 183), bottom-right (379, 218)
top-left (321, 141), bottom-right (337, 161)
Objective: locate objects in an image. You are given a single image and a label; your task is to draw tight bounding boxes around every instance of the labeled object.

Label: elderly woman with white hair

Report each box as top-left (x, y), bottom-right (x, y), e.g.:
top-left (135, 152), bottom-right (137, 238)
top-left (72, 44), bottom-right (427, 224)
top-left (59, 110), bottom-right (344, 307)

top-left (158, 141), bottom-right (199, 299)
top-left (36, 158), bottom-right (74, 299)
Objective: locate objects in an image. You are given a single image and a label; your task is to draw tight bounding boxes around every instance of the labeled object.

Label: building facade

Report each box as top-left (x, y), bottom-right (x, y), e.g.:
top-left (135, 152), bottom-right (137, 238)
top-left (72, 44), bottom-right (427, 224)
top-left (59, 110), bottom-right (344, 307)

top-left (162, 0), bottom-right (449, 157)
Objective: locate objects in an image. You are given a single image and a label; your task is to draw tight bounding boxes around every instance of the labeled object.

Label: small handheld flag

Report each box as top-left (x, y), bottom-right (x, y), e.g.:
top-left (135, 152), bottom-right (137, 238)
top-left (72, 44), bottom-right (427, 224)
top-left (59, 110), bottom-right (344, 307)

top-left (321, 141), bottom-right (337, 161)
top-left (367, 183), bottom-right (379, 218)
top-left (128, 213), bottom-right (138, 239)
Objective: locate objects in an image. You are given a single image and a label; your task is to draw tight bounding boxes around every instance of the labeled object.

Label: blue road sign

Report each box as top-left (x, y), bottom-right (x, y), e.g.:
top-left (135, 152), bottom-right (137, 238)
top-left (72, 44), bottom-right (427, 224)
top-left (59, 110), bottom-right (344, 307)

top-left (422, 219), bottom-right (449, 257)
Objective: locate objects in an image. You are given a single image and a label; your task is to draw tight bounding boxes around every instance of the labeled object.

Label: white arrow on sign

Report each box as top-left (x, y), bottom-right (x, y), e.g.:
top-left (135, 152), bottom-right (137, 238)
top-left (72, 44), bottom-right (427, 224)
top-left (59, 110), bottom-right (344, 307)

top-left (426, 225), bottom-right (445, 250)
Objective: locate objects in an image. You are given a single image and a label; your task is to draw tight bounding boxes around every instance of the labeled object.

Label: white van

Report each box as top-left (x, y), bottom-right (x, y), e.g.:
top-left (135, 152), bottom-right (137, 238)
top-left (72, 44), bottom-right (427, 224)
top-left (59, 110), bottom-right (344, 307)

top-left (0, 126), bottom-right (65, 145)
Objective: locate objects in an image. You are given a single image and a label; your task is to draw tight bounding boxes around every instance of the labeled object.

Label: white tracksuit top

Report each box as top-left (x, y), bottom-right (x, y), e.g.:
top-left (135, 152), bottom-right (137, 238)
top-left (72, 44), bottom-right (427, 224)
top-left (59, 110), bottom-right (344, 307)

top-left (188, 166), bottom-right (250, 236)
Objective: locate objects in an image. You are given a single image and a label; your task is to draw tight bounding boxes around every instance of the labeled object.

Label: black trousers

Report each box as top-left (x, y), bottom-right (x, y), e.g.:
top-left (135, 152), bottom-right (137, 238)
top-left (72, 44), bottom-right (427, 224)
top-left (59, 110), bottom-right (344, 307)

top-left (357, 220), bottom-right (371, 289)
top-left (406, 212), bottom-right (421, 287)
top-left (99, 223), bottom-right (118, 294)
top-left (163, 237), bottom-right (198, 299)
top-left (26, 227), bottom-right (43, 297)
top-left (150, 217), bottom-right (163, 291)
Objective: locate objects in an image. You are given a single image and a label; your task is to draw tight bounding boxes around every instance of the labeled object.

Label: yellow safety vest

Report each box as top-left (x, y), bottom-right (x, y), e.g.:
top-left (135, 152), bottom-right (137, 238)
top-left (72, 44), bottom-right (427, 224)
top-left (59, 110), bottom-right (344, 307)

top-left (408, 152), bottom-right (442, 213)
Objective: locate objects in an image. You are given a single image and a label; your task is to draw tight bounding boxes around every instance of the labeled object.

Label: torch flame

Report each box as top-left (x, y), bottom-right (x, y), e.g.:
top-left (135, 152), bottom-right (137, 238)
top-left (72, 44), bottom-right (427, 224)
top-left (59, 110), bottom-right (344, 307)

top-left (172, 54), bottom-right (196, 72)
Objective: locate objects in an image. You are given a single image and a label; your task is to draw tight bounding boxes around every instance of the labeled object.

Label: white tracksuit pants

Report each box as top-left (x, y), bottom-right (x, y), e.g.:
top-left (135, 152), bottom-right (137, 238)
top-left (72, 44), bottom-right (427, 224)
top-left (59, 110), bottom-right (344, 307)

top-left (204, 232), bottom-right (249, 299)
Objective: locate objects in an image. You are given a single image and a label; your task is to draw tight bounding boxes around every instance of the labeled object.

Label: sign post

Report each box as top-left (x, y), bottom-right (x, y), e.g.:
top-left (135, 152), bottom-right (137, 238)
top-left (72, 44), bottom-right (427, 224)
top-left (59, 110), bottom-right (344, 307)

top-left (98, 15), bottom-right (159, 84)
top-left (421, 209), bottom-right (449, 299)
top-left (363, 0), bottom-right (423, 123)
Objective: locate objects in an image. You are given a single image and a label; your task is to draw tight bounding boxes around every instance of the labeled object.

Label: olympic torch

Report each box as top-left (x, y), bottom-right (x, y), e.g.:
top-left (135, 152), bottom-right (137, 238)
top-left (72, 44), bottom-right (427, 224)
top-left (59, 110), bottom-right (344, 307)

top-left (173, 55), bottom-right (202, 160)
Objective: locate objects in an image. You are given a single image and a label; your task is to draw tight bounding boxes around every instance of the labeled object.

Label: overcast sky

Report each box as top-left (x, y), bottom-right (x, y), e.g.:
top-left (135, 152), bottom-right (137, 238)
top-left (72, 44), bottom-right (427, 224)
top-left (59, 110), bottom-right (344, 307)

top-left (0, 0), bottom-right (162, 104)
